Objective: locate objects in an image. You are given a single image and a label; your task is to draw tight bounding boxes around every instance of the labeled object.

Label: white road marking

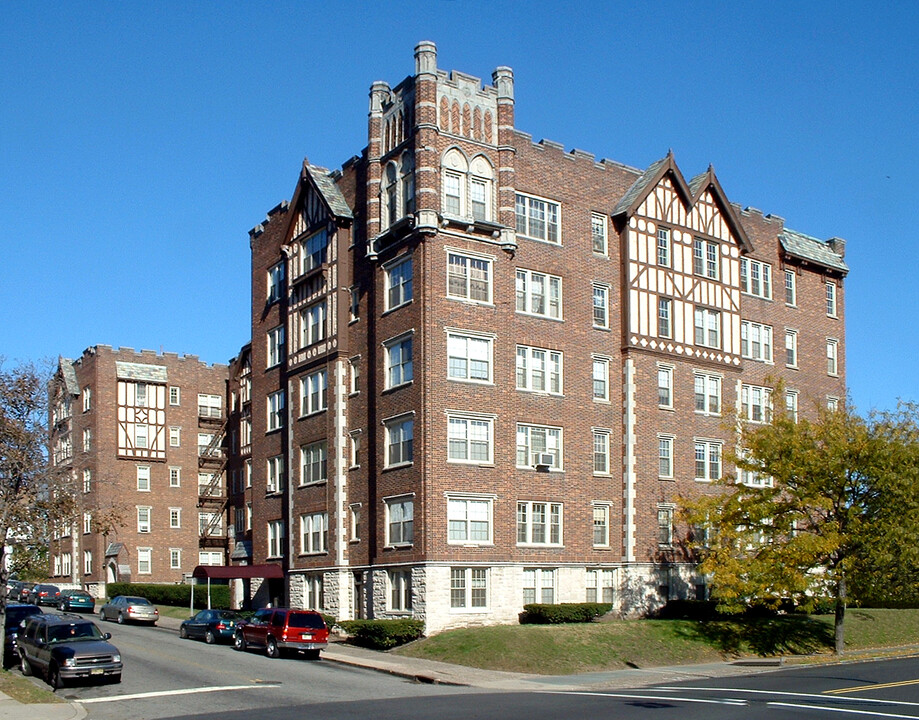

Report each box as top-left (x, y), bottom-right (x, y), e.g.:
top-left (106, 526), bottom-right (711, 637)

top-left (655, 685), bottom-right (919, 709)
top-left (768, 701), bottom-right (919, 719)
top-left (541, 690), bottom-right (746, 706)
top-left (78, 684), bottom-right (277, 704)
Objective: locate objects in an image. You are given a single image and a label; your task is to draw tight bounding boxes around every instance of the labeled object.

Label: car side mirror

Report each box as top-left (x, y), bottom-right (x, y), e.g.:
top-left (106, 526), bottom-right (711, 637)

top-left (103, 632), bottom-right (112, 640)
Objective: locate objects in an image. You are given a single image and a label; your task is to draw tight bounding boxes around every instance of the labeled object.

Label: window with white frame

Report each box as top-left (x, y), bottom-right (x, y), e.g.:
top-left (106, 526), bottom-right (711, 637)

top-left (389, 569), bottom-right (412, 611)
top-left (246, 502), bottom-right (252, 530)
top-left (301, 228), bottom-right (328, 275)
top-left (137, 506), bottom-right (151, 533)
top-left (657, 227), bottom-right (671, 267)
top-left (349, 357), bottom-right (360, 394)
top-left (267, 261), bottom-right (285, 303)
top-left (386, 497), bottom-right (413, 546)
top-left (785, 390), bottom-right (799, 422)
top-left (447, 251), bottom-right (491, 303)
top-left (586, 568), bottom-right (615, 603)
top-left (169, 386), bottom-right (181, 406)
top-left (694, 440), bottom-right (722, 481)
top-left (785, 330), bottom-right (798, 367)
top-left (83, 550), bottom-right (92, 575)
top-left (693, 238), bottom-right (719, 279)
top-left (739, 450), bottom-right (773, 487)
top-left (385, 334), bottom-right (413, 388)
top-left (198, 550), bottom-right (224, 566)
top-left (827, 338), bottom-right (839, 375)
top-left (170, 549), bottom-right (181, 569)
top-left (135, 423), bottom-right (148, 449)
top-left (137, 547), bottom-right (152, 574)
top-left (83, 428), bottom-right (92, 452)
top-left (592, 357), bottom-right (610, 401)
top-left (515, 193), bottom-right (560, 244)
top-left (300, 441), bottom-right (327, 484)
top-left (591, 213), bottom-right (608, 255)
top-left (349, 286), bottom-right (359, 322)
top-left (741, 321), bottom-right (773, 362)
top-left (83, 512), bottom-right (91, 534)
top-left (516, 269), bottom-right (562, 319)
top-left (82, 386), bottom-right (92, 412)
top-left (385, 415), bottom-right (413, 467)
top-left (516, 424), bottom-right (562, 469)
top-left (522, 568), bottom-right (556, 604)
top-left (694, 373), bottom-right (721, 415)
top-left (741, 384), bottom-right (772, 423)
top-left (385, 256), bottom-right (413, 310)
top-left (169, 507), bottom-right (181, 529)
top-left (349, 431), bottom-right (361, 468)
top-left (169, 466), bottom-right (181, 487)
top-left (447, 331), bottom-right (493, 383)
top-left (447, 496), bottom-right (492, 544)
top-left (784, 269), bottom-right (796, 306)
top-left (267, 325), bottom-right (285, 368)
top-left (198, 394), bottom-right (221, 418)
top-left (267, 520), bottom-right (284, 559)
top-left (516, 345), bottom-right (562, 394)
top-left (658, 506), bottom-right (674, 546)
top-left (658, 365), bottom-right (673, 408)
top-left (198, 432), bottom-right (217, 457)
top-left (827, 396), bottom-right (839, 411)
top-left (740, 258), bottom-right (773, 299)
top-left (349, 503), bottom-right (361, 541)
top-left (83, 469), bottom-right (91, 493)
top-left (826, 281), bottom-right (838, 317)
top-left (199, 510), bottom-right (222, 536)
top-left (593, 430), bottom-right (610, 474)
top-left (592, 283), bottom-right (609, 328)
top-left (306, 574), bottom-right (324, 611)
top-left (443, 168), bottom-right (462, 216)
top-left (300, 301), bottom-right (327, 348)
top-left (137, 465), bottom-right (150, 492)
top-left (245, 460), bottom-right (252, 487)
top-left (517, 501), bottom-right (562, 545)
top-left (592, 503), bottom-right (610, 547)
top-left (451, 568), bottom-right (488, 609)
top-left (470, 177), bottom-right (489, 221)
top-left (694, 307), bottom-right (721, 348)
top-left (658, 297), bottom-right (672, 338)
top-left (447, 414), bottom-right (493, 464)
top-left (300, 369), bottom-right (327, 416)
top-left (267, 390), bottom-right (285, 432)
top-left (267, 454), bottom-right (285, 493)
top-left (62, 554), bottom-right (73, 576)
top-left (659, 435), bottom-right (674, 478)
top-left (300, 512), bottom-right (328, 554)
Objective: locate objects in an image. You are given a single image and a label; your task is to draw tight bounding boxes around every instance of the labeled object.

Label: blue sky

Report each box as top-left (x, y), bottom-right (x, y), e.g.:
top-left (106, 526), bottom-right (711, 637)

top-left (2, 2), bottom-right (915, 412)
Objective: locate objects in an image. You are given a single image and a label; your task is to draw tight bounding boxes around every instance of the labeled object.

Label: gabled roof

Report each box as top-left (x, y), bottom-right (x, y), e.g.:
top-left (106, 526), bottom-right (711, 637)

top-left (612, 152), bottom-right (752, 252)
top-left (781, 229), bottom-right (849, 275)
top-left (305, 164), bottom-right (353, 220)
top-left (58, 358), bottom-right (79, 396)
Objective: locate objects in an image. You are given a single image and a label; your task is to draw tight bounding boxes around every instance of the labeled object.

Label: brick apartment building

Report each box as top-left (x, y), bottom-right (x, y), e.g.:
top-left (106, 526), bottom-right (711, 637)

top-left (48, 346), bottom-right (229, 597)
top-left (225, 42), bottom-right (847, 633)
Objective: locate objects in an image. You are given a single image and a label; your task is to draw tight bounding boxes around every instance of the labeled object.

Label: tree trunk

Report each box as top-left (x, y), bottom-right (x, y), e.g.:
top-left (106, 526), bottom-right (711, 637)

top-left (835, 570), bottom-right (846, 654)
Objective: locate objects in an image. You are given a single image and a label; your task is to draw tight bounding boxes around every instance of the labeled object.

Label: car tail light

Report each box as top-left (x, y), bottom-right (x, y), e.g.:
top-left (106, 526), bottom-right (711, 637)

top-left (216, 623), bottom-right (226, 630)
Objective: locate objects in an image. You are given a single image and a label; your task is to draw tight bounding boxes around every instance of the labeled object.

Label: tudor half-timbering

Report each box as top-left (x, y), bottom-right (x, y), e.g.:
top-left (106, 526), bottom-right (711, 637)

top-left (229, 42), bottom-right (847, 633)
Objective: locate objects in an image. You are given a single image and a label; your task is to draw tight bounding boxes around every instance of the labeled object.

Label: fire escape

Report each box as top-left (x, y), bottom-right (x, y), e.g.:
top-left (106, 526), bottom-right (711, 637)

top-left (197, 402), bottom-right (228, 552)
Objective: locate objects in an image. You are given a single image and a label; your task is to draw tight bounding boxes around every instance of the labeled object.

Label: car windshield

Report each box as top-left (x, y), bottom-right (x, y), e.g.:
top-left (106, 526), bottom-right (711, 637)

top-left (48, 623), bottom-right (104, 643)
top-left (216, 611), bottom-right (239, 620)
top-left (287, 613), bottom-right (325, 629)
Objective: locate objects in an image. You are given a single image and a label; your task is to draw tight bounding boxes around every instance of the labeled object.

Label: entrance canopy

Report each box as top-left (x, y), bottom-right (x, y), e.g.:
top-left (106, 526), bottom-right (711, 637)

top-left (191, 564), bottom-right (284, 580)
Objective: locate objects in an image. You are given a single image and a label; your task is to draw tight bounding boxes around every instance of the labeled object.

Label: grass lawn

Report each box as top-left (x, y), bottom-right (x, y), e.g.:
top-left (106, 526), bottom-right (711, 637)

top-left (395, 609), bottom-right (919, 675)
top-left (0, 669), bottom-right (62, 704)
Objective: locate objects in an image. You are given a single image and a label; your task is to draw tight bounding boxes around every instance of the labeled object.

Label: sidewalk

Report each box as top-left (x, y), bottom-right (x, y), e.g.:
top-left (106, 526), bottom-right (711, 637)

top-left (1, 613), bottom-right (785, 720)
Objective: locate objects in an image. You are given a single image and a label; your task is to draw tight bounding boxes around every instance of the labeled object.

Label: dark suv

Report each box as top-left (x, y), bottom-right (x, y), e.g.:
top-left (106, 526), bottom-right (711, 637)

top-left (233, 608), bottom-right (328, 659)
top-left (3, 603), bottom-right (43, 668)
top-left (18, 613), bottom-right (122, 688)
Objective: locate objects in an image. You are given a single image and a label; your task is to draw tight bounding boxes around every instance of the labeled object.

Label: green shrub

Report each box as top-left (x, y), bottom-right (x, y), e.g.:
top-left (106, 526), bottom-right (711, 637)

top-left (338, 619), bottom-right (425, 649)
top-left (518, 603), bottom-right (613, 624)
top-left (105, 582), bottom-right (230, 610)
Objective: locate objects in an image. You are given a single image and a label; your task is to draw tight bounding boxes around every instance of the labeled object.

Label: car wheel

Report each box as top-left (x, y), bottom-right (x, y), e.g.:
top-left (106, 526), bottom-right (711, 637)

top-left (233, 632), bottom-right (247, 651)
top-left (266, 637), bottom-right (280, 659)
top-left (20, 654), bottom-right (33, 676)
top-left (179, 626), bottom-right (188, 639)
top-left (100, 609), bottom-right (107, 621)
top-left (117, 612), bottom-right (125, 624)
top-left (58, 602), bottom-right (65, 611)
top-left (48, 662), bottom-right (64, 690)
top-left (109, 674), bottom-right (122, 684)
top-left (205, 630), bottom-right (216, 645)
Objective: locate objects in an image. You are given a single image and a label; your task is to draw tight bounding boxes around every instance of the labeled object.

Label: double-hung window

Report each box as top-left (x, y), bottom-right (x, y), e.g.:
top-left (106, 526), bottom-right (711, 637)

top-left (447, 331), bottom-right (493, 383)
top-left (447, 251), bottom-right (492, 303)
top-left (694, 440), bottom-right (722, 481)
top-left (386, 256), bottom-right (413, 310)
top-left (267, 262), bottom-right (285, 303)
top-left (516, 345), bottom-right (562, 394)
top-left (267, 390), bottom-right (285, 432)
top-left (659, 435), bottom-right (674, 478)
top-left (385, 334), bottom-right (413, 388)
top-left (301, 229), bottom-right (328, 274)
top-left (136, 465), bottom-right (150, 491)
top-left (592, 357), bottom-right (610, 401)
top-left (592, 283), bottom-right (610, 328)
top-left (300, 369), bottom-right (327, 415)
top-left (658, 506), bottom-right (674, 547)
top-left (386, 496), bottom-right (414, 546)
top-left (266, 455), bottom-right (285, 493)
top-left (693, 238), bottom-right (719, 279)
top-left (443, 170), bottom-right (462, 215)
top-left (169, 508), bottom-right (181, 529)
top-left (586, 568), bottom-right (615, 603)
top-left (694, 307), bottom-right (721, 348)
top-left (741, 384), bottom-right (772, 423)
top-left (785, 330), bottom-right (798, 367)
top-left (741, 321), bottom-right (773, 363)
top-left (593, 430), bottom-right (610, 474)
top-left (447, 496), bottom-right (492, 544)
top-left (516, 269), bottom-right (562, 319)
top-left (827, 338), bottom-right (839, 376)
top-left (447, 413), bottom-right (493, 464)
top-left (300, 441), bottom-right (327, 484)
top-left (785, 269), bottom-right (797, 306)
top-left (591, 213), bottom-right (608, 255)
top-left (740, 258), bottom-right (773, 299)
top-left (267, 520), bottom-right (284, 558)
top-left (137, 506), bottom-right (151, 533)
top-left (137, 548), bottom-right (152, 574)
top-left (517, 501), bottom-right (562, 545)
top-left (657, 227), bottom-right (671, 267)
top-left (522, 568), bottom-right (556, 604)
top-left (384, 415), bottom-right (413, 467)
top-left (267, 326), bottom-right (285, 368)
top-left (592, 504), bottom-right (610, 547)
top-left (451, 568), bottom-right (488, 609)
top-left (515, 193), bottom-right (560, 244)
top-left (300, 301), bottom-right (327, 348)
top-left (300, 512), bottom-right (328, 554)
top-left (694, 373), bottom-right (721, 415)
top-left (658, 365), bottom-right (673, 408)
top-left (826, 281), bottom-right (838, 317)
top-left (516, 424), bottom-right (562, 470)
top-left (389, 570), bottom-right (412, 611)
top-left (658, 297), bottom-right (672, 338)
top-left (785, 390), bottom-right (799, 422)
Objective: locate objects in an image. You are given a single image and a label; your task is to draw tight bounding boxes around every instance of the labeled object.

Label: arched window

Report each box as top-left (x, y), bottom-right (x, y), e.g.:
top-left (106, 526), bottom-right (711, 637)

top-left (383, 162), bottom-right (398, 228)
top-left (470, 155), bottom-right (495, 222)
top-left (442, 148), bottom-right (468, 218)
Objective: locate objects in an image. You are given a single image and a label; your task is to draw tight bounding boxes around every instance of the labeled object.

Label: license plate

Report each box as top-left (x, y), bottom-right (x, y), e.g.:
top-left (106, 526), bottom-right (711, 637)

top-left (301, 634), bottom-right (312, 641)
top-left (91, 668), bottom-right (103, 675)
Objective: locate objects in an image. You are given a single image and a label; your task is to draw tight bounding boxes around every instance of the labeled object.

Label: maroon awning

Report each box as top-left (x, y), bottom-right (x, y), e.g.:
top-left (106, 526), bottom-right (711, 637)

top-left (191, 564), bottom-right (284, 580)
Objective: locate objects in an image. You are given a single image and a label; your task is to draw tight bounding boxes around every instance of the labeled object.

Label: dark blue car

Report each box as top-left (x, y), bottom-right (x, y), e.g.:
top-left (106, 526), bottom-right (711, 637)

top-left (179, 609), bottom-right (242, 644)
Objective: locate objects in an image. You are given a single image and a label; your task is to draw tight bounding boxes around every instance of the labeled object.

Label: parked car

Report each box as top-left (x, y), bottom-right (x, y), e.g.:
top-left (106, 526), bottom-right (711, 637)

top-left (3, 603), bottom-right (43, 668)
top-left (17, 582), bottom-right (36, 603)
top-left (180, 609), bottom-right (242, 644)
top-left (28, 584), bottom-right (61, 606)
top-left (17, 613), bottom-right (122, 688)
top-left (233, 608), bottom-right (328, 659)
top-left (57, 589), bottom-right (95, 613)
top-left (6, 580), bottom-right (23, 601)
top-left (99, 595), bottom-right (158, 625)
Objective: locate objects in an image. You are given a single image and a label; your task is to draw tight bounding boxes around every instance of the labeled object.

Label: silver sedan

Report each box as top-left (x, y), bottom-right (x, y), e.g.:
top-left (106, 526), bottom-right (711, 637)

top-left (99, 595), bottom-right (159, 625)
